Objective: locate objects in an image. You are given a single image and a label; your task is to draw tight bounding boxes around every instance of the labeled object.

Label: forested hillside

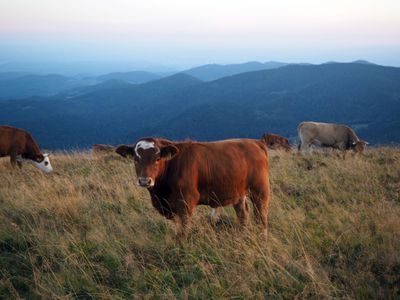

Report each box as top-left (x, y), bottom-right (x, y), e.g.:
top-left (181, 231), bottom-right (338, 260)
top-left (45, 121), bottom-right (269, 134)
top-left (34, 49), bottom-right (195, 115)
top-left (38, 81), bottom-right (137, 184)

top-left (0, 63), bottom-right (399, 149)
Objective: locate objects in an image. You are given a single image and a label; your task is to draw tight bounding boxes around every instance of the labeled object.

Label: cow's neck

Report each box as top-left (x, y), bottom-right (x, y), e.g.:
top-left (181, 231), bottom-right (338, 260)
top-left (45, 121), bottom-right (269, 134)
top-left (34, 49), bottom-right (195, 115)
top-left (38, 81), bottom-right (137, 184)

top-left (24, 134), bottom-right (43, 160)
top-left (147, 185), bottom-right (174, 219)
top-left (348, 128), bottom-right (359, 143)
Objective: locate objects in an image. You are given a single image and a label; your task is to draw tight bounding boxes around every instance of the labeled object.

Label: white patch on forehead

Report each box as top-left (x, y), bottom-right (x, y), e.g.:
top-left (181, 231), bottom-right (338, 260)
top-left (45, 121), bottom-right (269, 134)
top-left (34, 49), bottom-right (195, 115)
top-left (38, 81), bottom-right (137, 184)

top-left (135, 140), bottom-right (156, 158)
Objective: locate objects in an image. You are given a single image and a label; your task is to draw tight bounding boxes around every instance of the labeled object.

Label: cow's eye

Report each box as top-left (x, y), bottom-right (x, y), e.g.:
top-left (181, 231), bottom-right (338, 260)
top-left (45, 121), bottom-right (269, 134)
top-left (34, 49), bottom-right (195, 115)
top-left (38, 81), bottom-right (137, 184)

top-left (156, 157), bottom-right (161, 162)
top-left (44, 161), bottom-right (49, 166)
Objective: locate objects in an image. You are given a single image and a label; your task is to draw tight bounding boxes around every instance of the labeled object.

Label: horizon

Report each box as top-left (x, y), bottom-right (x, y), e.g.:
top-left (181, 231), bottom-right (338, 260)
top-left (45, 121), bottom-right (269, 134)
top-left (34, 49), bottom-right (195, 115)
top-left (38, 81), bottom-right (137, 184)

top-left (1, 0), bottom-right (400, 72)
top-left (0, 59), bottom-right (397, 76)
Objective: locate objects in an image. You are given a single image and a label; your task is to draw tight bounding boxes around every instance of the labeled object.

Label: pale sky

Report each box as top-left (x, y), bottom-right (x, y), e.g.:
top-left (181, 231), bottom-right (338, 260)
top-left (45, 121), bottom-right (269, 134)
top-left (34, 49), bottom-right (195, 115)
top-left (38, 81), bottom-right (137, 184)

top-left (1, 0), bottom-right (400, 69)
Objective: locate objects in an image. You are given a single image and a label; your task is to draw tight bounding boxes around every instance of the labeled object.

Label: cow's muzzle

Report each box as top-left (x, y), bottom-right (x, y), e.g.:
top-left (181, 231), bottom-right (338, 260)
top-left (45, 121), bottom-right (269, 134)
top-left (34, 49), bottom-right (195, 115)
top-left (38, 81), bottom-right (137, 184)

top-left (137, 177), bottom-right (154, 188)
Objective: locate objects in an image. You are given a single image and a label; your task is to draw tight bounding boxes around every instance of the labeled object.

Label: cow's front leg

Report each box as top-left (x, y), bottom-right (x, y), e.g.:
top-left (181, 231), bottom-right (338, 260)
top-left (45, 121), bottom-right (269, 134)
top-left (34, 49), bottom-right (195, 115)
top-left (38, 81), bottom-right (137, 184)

top-left (10, 153), bottom-right (18, 168)
top-left (174, 191), bottom-right (198, 240)
top-left (175, 212), bottom-right (192, 240)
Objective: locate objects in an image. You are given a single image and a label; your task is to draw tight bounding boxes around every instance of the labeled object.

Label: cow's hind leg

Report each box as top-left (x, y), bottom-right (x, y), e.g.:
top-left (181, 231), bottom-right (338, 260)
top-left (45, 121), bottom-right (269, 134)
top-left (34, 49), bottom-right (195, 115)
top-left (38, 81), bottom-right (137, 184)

top-left (17, 159), bottom-right (22, 168)
top-left (210, 207), bottom-right (222, 223)
top-left (249, 184), bottom-right (271, 236)
top-left (233, 198), bottom-right (249, 227)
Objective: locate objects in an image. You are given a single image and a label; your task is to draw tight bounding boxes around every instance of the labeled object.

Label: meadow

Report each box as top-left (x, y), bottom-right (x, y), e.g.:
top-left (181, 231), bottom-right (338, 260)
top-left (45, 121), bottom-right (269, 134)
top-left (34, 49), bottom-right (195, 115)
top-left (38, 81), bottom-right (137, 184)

top-left (0, 148), bottom-right (399, 299)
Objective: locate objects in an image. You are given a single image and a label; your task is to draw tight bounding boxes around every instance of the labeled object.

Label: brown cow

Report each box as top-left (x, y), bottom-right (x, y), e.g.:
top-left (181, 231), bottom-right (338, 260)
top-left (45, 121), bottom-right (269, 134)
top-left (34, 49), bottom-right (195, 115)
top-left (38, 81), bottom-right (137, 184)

top-left (298, 121), bottom-right (369, 155)
top-left (0, 125), bottom-right (53, 172)
top-left (116, 138), bottom-right (270, 237)
top-left (261, 133), bottom-right (291, 151)
top-left (92, 144), bottom-right (115, 154)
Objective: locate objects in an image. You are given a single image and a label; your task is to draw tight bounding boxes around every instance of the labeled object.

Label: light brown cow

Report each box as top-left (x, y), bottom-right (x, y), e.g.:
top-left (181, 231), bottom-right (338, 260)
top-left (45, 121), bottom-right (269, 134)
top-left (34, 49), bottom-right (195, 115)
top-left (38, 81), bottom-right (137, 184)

top-left (116, 138), bottom-right (270, 237)
top-left (261, 133), bottom-right (291, 151)
top-left (0, 125), bottom-right (53, 172)
top-left (298, 121), bottom-right (368, 154)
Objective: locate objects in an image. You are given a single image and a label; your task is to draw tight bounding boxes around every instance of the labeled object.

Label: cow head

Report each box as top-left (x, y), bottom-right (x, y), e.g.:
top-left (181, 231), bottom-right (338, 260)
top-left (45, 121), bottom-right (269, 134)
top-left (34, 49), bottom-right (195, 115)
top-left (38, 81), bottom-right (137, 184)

top-left (352, 140), bottom-right (369, 154)
top-left (32, 153), bottom-right (53, 173)
top-left (262, 133), bottom-right (291, 151)
top-left (116, 139), bottom-right (179, 188)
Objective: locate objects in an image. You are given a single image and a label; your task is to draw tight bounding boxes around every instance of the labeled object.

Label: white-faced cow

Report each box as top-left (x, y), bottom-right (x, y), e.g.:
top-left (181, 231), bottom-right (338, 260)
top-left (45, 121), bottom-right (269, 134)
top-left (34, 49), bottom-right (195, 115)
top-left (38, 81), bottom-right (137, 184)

top-left (116, 138), bottom-right (271, 237)
top-left (0, 125), bottom-right (53, 173)
top-left (298, 121), bottom-right (368, 155)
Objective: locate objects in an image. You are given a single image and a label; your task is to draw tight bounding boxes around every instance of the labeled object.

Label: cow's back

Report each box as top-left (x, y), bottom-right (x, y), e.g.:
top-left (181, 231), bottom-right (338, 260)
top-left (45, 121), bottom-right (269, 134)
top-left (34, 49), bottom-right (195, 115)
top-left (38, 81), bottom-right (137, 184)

top-left (298, 122), bottom-right (350, 145)
top-left (0, 126), bottom-right (28, 155)
top-left (163, 139), bottom-right (269, 207)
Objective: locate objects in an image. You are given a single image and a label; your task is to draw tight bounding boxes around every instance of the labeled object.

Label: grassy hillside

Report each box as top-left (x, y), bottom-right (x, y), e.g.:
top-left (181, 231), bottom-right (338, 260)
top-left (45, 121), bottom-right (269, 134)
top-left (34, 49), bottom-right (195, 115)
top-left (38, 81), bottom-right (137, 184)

top-left (0, 149), bottom-right (399, 298)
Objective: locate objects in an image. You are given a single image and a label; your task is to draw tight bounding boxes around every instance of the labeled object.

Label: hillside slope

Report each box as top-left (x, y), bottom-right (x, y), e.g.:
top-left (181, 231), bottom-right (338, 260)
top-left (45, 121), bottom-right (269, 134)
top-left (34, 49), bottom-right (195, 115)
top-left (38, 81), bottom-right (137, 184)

top-left (146, 63), bottom-right (400, 143)
top-left (0, 63), bottom-right (399, 148)
top-left (97, 71), bottom-right (161, 84)
top-left (0, 149), bottom-right (399, 298)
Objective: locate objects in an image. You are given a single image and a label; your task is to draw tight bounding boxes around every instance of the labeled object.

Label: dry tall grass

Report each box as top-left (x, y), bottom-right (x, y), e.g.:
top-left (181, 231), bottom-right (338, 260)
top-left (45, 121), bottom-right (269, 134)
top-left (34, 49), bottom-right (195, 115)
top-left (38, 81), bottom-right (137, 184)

top-left (0, 149), bottom-right (399, 299)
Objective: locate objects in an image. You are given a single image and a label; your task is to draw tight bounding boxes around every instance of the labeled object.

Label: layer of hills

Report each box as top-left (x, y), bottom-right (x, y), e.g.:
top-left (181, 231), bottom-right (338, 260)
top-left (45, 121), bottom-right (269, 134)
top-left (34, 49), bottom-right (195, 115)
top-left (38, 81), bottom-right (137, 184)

top-left (0, 61), bottom-right (399, 149)
top-left (0, 61), bottom-right (290, 99)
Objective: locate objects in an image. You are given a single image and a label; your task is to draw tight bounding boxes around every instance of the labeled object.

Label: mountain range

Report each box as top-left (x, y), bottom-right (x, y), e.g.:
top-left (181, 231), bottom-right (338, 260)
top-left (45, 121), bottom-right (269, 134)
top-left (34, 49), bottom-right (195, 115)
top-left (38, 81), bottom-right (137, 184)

top-left (0, 62), bottom-right (399, 149)
top-left (0, 61), bottom-right (292, 99)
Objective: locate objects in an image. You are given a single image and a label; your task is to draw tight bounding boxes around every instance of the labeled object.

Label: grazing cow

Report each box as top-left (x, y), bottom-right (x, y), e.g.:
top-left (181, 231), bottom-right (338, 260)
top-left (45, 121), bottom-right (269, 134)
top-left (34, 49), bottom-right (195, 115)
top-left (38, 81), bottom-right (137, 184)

top-left (261, 133), bottom-right (291, 151)
top-left (116, 138), bottom-right (270, 237)
top-left (298, 121), bottom-right (368, 154)
top-left (92, 144), bottom-right (115, 154)
top-left (0, 125), bottom-right (53, 172)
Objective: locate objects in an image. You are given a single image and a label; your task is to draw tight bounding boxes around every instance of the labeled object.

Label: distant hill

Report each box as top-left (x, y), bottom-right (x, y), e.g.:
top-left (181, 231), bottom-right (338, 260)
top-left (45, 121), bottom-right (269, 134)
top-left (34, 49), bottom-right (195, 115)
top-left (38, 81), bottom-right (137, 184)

top-left (0, 63), bottom-right (399, 149)
top-left (60, 79), bottom-right (135, 98)
top-left (183, 61), bottom-right (287, 81)
top-left (0, 74), bottom-right (97, 99)
top-left (324, 60), bottom-right (375, 65)
top-left (0, 61), bottom-right (177, 76)
top-left (351, 60), bottom-right (376, 65)
top-left (0, 74), bottom-right (71, 99)
top-left (0, 72), bottom-right (30, 81)
top-left (97, 71), bottom-right (161, 84)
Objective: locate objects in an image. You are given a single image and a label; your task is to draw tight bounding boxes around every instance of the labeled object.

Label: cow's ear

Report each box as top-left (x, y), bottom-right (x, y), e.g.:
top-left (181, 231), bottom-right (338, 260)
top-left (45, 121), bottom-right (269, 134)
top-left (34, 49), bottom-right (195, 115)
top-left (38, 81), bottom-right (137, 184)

top-left (160, 145), bottom-right (179, 160)
top-left (115, 145), bottom-right (135, 158)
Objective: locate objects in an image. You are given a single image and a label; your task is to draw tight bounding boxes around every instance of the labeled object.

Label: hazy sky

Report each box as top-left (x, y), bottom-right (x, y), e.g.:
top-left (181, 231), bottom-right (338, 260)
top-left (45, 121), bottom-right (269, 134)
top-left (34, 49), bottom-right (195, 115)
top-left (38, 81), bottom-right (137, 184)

top-left (1, 0), bottom-right (400, 69)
